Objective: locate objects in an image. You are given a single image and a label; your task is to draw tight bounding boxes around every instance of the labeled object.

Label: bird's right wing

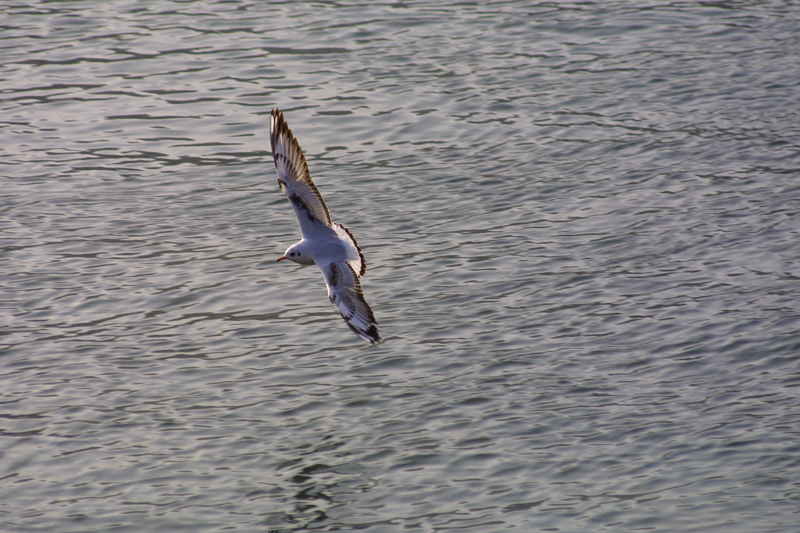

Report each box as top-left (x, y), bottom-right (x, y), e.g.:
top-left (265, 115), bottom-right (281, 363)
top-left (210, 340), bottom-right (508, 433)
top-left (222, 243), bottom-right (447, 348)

top-left (270, 109), bottom-right (333, 238)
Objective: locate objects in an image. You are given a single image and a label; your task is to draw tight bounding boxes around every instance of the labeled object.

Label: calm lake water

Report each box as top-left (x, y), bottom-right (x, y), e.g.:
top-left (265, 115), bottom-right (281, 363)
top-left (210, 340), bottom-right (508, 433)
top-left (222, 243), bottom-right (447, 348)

top-left (2, 1), bottom-right (799, 532)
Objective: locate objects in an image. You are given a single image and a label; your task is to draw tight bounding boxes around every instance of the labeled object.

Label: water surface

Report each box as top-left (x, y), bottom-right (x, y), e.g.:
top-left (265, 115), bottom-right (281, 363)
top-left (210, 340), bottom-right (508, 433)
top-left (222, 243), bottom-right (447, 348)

top-left (2, 1), bottom-right (799, 532)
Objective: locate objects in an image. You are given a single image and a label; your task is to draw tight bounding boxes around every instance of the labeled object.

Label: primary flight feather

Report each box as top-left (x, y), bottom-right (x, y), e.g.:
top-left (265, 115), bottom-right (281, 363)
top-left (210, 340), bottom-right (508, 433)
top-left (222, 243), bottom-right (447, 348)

top-left (270, 109), bottom-right (380, 344)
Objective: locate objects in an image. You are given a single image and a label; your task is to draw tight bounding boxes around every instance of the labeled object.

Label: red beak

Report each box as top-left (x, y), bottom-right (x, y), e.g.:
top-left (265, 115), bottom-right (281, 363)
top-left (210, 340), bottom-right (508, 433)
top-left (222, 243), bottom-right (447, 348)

top-left (277, 256), bottom-right (286, 262)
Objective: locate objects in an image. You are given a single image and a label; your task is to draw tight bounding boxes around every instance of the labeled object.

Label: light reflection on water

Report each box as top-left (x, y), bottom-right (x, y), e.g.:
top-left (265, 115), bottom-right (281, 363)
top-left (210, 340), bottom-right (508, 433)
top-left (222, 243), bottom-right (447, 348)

top-left (2, 1), bottom-right (799, 532)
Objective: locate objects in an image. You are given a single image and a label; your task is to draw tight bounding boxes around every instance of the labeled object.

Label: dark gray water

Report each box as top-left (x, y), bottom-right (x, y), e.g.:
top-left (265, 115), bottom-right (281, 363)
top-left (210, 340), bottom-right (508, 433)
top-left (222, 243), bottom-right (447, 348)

top-left (2, 1), bottom-right (800, 532)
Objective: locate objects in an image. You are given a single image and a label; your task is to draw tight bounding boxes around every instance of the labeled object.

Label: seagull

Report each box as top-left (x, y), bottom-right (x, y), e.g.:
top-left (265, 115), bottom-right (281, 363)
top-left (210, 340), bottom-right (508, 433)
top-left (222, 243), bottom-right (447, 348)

top-left (270, 109), bottom-right (380, 344)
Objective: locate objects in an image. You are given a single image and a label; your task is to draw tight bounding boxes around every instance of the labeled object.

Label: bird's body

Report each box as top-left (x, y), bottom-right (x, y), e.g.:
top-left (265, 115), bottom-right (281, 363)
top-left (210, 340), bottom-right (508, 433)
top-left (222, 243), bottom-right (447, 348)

top-left (270, 109), bottom-right (380, 344)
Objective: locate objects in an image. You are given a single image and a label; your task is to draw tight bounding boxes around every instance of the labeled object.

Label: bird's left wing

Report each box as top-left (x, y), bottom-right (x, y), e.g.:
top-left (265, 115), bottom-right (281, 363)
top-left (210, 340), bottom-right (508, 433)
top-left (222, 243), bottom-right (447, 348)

top-left (319, 260), bottom-right (380, 344)
top-left (270, 109), bottom-right (333, 238)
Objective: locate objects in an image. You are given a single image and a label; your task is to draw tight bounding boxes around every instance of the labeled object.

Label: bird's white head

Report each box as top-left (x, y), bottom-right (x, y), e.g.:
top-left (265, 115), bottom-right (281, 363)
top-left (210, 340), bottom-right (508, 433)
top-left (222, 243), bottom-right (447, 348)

top-left (277, 242), bottom-right (315, 265)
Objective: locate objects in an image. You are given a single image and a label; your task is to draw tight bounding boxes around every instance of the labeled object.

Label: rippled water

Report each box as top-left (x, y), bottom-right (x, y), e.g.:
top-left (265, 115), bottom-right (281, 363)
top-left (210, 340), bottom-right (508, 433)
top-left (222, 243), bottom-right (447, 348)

top-left (2, 1), bottom-right (800, 532)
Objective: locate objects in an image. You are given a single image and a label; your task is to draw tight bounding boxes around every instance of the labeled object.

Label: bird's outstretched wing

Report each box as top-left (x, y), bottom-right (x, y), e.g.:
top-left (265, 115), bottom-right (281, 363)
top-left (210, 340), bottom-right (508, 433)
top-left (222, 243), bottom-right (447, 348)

top-left (319, 261), bottom-right (380, 344)
top-left (334, 223), bottom-right (367, 277)
top-left (270, 109), bottom-right (333, 237)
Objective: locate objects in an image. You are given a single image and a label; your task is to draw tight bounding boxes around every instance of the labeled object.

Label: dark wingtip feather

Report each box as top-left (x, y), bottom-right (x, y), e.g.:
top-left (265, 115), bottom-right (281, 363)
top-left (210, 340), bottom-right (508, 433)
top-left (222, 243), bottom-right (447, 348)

top-left (347, 321), bottom-right (381, 344)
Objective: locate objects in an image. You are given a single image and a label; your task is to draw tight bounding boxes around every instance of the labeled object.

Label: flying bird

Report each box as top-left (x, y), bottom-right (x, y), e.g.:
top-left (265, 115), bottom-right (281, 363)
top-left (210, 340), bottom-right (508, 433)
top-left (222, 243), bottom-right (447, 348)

top-left (270, 109), bottom-right (380, 344)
